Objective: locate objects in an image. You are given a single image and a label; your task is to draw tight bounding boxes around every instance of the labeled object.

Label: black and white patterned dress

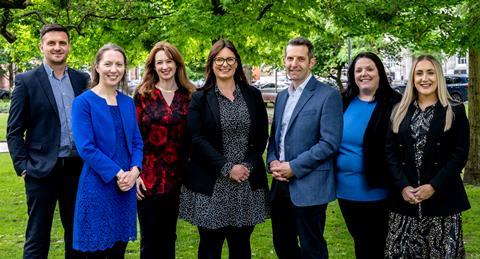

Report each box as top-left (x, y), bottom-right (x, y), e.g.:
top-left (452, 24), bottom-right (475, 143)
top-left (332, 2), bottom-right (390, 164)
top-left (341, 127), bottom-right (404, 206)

top-left (179, 85), bottom-right (269, 229)
top-left (385, 102), bottom-right (465, 259)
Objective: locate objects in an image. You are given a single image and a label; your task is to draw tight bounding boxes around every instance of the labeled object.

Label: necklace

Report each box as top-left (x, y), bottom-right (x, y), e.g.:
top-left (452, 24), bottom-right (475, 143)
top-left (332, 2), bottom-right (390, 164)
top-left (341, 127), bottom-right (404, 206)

top-left (155, 84), bottom-right (177, 93)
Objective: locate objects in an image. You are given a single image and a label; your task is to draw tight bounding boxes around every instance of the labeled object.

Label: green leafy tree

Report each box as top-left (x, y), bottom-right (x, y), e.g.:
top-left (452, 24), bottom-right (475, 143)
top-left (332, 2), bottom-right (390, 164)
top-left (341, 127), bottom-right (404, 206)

top-left (319, 0), bottom-right (480, 184)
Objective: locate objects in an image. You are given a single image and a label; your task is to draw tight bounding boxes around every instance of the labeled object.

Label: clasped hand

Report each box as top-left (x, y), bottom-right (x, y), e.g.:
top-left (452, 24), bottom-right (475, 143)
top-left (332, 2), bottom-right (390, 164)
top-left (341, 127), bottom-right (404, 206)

top-left (270, 160), bottom-right (293, 182)
top-left (401, 184), bottom-right (435, 204)
top-left (116, 167), bottom-right (140, 192)
top-left (229, 164), bottom-right (250, 183)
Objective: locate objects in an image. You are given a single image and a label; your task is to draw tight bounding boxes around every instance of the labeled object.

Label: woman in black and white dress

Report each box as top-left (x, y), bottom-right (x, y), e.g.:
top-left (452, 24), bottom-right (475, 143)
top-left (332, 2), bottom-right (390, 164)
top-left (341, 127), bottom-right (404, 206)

top-left (385, 55), bottom-right (470, 258)
top-left (179, 39), bottom-right (269, 259)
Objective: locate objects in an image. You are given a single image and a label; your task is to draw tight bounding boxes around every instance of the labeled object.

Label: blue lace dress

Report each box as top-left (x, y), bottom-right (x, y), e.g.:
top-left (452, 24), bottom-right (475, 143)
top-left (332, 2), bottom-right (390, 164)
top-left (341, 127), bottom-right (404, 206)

top-left (73, 105), bottom-right (137, 252)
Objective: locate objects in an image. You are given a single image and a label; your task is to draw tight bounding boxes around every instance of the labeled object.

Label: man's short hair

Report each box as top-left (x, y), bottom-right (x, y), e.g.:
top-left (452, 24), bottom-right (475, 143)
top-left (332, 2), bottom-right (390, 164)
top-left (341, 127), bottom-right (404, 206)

top-left (40, 24), bottom-right (69, 41)
top-left (285, 37), bottom-right (314, 59)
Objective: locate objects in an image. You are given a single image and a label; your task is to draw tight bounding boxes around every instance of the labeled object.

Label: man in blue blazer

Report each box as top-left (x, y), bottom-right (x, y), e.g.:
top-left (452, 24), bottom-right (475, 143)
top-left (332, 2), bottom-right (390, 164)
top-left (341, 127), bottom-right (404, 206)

top-left (7, 24), bottom-right (89, 258)
top-left (267, 37), bottom-right (343, 259)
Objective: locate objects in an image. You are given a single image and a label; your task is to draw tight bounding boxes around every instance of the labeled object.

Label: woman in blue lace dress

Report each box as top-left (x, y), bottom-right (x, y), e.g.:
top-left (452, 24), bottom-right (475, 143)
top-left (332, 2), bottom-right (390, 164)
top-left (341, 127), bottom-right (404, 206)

top-left (71, 43), bottom-right (143, 257)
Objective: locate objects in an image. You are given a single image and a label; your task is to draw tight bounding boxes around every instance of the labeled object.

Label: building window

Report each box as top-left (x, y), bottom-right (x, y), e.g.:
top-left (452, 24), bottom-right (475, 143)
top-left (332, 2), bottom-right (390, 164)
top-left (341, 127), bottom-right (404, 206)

top-left (384, 58), bottom-right (396, 68)
top-left (457, 56), bottom-right (467, 64)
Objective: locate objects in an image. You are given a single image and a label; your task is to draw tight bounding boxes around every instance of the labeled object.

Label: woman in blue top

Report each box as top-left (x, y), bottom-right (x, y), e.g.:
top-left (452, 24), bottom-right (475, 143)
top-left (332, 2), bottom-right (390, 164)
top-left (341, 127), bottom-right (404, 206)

top-left (336, 52), bottom-right (400, 259)
top-left (72, 43), bottom-right (143, 257)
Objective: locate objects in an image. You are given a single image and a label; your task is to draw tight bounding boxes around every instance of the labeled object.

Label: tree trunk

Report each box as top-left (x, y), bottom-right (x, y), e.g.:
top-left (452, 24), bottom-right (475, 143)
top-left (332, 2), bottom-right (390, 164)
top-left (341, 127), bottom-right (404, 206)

top-left (335, 65), bottom-right (344, 93)
top-left (8, 62), bottom-right (14, 89)
top-left (464, 47), bottom-right (480, 185)
top-left (243, 64), bottom-right (252, 84)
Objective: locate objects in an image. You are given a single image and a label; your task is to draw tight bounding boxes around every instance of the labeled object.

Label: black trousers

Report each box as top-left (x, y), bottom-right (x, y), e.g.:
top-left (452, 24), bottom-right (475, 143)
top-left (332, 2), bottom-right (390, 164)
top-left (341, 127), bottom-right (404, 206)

top-left (137, 194), bottom-right (179, 259)
top-left (338, 198), bottom-right (388, 259)
top-left (78, 241), bottom-right (127, 259)
top-left (197, 226), bottom-right (255, 259)
top-left (271, 192), bottom-right (328, 259)
top-left (23, 157), bottom-right (83, 259)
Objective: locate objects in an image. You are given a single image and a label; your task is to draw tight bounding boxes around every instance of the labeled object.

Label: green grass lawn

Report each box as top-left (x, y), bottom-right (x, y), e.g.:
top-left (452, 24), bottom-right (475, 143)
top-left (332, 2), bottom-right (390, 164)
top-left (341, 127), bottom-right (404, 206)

top-left (0, 153), bottom-right (479, 258)
top-left (0, 103), bottom-right (477, 258)
top-left (0, 113), bottom-right (7, 141)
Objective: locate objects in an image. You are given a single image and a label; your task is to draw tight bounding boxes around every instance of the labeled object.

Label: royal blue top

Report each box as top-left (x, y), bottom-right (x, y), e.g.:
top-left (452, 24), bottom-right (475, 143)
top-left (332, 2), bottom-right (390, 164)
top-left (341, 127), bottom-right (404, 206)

top-left (72, 90), bottom-right (143, 252)
top-left (336, 97), bottom-right (388, 201)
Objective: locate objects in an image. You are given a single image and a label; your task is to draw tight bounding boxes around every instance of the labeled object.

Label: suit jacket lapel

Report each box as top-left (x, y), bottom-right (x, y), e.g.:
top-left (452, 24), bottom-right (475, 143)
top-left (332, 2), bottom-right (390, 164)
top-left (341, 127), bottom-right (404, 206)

top-left (423, 103), bottom-right (445, 158)
top-left (240, 86), bottom-right (256, 130)
top-left (37, 65), bottom-right (59, 117)
top-left (400, 103), bottom-right (415, 163)
top-left (206, 89), bottom-right (221, 129)
top-left (274, 90), bottom-right (288, 143)
top-left (285, 77), bottom-right (315, 133)
top-left (68, 68), bottom-right (85, 97)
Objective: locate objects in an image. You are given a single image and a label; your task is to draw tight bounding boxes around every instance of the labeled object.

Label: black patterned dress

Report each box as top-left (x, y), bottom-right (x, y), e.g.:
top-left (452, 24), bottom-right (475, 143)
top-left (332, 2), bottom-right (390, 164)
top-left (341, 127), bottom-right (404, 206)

top-left (179, 85), bottom-right (269, 229)
top-left (385, 102), bottom-right (465, 259)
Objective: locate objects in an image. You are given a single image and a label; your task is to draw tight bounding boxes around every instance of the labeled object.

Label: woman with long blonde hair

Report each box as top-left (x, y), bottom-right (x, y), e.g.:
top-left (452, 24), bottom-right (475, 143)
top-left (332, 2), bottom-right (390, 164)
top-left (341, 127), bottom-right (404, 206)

top-left (385, 55), bottom-right (470, 258)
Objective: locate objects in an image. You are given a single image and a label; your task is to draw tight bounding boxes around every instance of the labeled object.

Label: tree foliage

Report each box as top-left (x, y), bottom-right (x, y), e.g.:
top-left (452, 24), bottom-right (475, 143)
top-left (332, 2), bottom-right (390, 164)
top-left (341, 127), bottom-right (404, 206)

top-left (319, 0), bottom-right (480, 184)
top-left (1, 0), bottom-right (480, 182)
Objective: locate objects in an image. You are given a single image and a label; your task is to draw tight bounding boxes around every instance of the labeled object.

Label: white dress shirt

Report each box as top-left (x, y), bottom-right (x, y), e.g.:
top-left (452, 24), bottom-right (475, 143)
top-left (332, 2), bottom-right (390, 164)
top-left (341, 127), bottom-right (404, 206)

top-left (278, 74), bottom-right (313, 161)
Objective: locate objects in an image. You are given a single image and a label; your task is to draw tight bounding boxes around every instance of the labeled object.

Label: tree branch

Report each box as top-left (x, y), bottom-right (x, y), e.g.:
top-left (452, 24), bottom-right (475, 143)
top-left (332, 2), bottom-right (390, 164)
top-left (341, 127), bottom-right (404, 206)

top-left (1, 9), bottom-right (16, 42)
top-left (82, 12), bottom-right (174, 21)
top-left (257, 2), bottom-right (273, 21)
top-left (19, 10), bottom-right (47, 24)
top-left (0, 0), bottom-right (30, 9)
top-left (211, 0), bottom-right (226, 16)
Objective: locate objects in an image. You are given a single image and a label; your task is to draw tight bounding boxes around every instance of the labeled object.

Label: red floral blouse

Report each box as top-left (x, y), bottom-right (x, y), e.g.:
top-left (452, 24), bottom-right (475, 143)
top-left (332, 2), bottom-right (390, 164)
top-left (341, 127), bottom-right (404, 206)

top-left (134, 88), bottom-right (190, 198)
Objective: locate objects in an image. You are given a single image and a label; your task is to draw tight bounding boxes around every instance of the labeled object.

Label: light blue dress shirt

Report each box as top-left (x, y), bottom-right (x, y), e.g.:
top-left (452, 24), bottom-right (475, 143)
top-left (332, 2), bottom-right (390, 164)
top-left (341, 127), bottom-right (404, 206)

top-left (43, 63), bottom-right (77, 157)
top-left (278, 73), bottom-right (312, 161)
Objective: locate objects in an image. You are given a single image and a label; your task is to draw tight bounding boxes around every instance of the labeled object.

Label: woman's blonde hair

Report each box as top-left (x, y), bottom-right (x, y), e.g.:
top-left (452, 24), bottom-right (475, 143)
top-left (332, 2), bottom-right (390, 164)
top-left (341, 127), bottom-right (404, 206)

top-left (391, 55), bottom-right (453, 132)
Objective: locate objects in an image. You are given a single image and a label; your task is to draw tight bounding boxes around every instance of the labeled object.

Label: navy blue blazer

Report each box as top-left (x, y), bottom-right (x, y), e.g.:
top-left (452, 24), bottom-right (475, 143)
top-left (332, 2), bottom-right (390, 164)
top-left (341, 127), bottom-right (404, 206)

top-left (267, 76), bottom-right (343, 206)
top-left (7, 65), bottom-right (89, 177)
top-left (71, 90), bottom-right (143, 183)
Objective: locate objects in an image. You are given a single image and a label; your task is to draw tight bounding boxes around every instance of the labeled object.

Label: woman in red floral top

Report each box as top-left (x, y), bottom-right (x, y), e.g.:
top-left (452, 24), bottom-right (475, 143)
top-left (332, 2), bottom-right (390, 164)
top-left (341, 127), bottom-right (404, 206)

top-left (134, 41), bottom-right (196, 259)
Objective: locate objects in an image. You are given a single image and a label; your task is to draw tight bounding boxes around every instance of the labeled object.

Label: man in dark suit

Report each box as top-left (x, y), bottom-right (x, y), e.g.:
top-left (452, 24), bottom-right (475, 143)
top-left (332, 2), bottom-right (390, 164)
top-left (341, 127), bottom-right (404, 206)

top-left (7, 24), bottom-right (89, 258)
top-left (267, 37), bottom-right (343, 259)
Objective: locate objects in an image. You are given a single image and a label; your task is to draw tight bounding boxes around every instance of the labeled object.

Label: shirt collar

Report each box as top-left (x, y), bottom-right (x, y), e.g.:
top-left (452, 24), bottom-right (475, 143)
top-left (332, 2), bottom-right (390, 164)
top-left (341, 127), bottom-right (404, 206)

top-left (214, 84), bottom-right (239, 97)
top-left (413, 100), bottom-right (437, 111)
top-left (43, 62), bottom-right (68, 79)
top-left (288, 73), bottom-right (312, 95)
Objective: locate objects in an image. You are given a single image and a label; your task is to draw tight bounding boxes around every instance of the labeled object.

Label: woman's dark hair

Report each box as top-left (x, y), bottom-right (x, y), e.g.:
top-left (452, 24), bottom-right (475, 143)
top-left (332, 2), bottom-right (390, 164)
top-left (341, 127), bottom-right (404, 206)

top-left (202, 39), bottom-right (248, 91)
top-left (344, 52), bottom-right (394, 103)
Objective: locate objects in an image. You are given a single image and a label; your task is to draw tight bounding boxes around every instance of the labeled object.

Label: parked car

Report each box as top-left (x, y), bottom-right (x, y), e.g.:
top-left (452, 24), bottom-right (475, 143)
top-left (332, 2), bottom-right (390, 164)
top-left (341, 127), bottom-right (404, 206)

top-left (192, 79), bottom-right (205, 89)
top-left (257, 83), bottom-right (288, 104)
top-left (392, 75), bottom-right (469, 102)
top-left (0, 89), bottom-right (10, 99)
top-left (445, 74), bottom-right (469, 102)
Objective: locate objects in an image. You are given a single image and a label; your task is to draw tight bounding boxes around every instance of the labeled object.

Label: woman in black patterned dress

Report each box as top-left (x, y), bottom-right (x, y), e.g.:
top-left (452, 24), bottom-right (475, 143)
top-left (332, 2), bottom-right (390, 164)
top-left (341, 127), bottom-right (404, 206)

top-left (179, 39), bottom-right (269, 259)
top-left (385, 55), bottom-right (470, 258)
